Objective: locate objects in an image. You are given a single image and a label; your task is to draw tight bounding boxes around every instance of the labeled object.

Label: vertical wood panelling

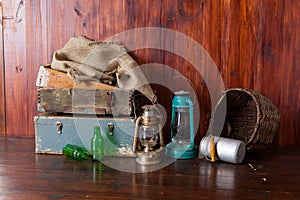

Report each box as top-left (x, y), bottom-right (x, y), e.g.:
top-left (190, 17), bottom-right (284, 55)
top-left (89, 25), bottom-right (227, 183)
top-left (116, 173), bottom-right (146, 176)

top-left (25, 0), bottom-right (53, 135)
top-left (2, 0), bottom-right (29, 136)
top-left (47, 1), bottom-right (76, 55)
top-left (279, 0), bottom-right (300, 145)
top-left (0, 0), bottom-right (299, 145)
top-left (0, 2), bottom-right (6, 135)
top-left (220, 0), bottom-right (240, 88)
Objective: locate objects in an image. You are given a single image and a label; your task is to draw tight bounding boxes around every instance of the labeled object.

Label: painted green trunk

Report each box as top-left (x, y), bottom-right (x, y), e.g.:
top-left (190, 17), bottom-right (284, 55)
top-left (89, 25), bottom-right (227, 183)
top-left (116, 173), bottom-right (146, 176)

top-left (34, 115), bottom-right (135, 157)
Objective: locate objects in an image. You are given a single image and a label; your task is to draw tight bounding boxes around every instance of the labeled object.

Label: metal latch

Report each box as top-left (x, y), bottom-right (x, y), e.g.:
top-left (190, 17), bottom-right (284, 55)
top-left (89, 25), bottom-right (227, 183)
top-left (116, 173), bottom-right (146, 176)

top-left (56, 121), bottom-right (63, 134)
top-left (107, 122), bottom-right (114, 135)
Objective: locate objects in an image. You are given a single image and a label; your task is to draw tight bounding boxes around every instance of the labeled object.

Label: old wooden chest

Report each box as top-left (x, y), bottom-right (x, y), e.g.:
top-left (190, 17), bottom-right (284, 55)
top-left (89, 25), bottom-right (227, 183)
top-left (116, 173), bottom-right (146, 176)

top-left (37, 88), bottom-right (134, 116)
top-left (36, 65), bottom-right (137, 116)
top-left (34, 115), bottom-right (135, 157)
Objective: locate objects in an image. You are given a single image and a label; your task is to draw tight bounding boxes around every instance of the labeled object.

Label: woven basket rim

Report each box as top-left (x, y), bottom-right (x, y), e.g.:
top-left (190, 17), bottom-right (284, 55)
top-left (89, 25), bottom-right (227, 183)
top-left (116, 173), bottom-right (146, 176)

top-left (219, 88), bottom-right (261, 146)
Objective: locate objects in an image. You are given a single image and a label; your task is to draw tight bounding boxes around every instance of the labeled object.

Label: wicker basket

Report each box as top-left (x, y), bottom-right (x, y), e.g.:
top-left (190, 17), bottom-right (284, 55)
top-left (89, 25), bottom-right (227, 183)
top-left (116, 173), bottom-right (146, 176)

top-left (209, 88), bottom-right (280, 150)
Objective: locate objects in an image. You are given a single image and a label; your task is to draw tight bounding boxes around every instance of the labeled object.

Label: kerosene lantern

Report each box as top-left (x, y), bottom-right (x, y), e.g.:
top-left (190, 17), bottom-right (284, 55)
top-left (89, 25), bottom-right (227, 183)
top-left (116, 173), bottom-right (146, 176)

top-left (133, 105), bottom-right (164, 165)
top-left (165, 91), bottom-right (199, 159)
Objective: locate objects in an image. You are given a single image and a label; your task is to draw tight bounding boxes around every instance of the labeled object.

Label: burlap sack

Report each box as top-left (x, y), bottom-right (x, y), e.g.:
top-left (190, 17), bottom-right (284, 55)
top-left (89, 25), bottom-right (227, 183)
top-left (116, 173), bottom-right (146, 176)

top-left (51, 36), bottom-right (157, 102)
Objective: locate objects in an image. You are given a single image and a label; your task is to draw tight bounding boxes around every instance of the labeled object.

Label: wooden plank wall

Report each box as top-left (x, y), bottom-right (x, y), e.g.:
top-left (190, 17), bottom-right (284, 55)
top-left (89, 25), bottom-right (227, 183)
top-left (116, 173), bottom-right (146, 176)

top-left (1, 0), bottom-right (299, 145)
top-left (0, 2), bottom-right (6, 135)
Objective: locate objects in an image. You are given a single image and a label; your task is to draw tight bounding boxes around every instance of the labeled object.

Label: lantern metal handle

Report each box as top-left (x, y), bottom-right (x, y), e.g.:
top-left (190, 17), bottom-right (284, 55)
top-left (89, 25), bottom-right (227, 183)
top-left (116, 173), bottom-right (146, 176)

top-left (133, 116), bottom-right (143, 153)
top-left (186, 98), bottom-right (194, 149)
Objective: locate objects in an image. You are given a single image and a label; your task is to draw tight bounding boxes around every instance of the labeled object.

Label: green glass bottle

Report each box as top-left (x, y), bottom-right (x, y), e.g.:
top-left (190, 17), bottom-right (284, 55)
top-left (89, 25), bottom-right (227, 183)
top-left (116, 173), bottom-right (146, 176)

top-left (91, 126), bottom-right (104, 161)
top-left (62, 144), bottom-right (89, 161)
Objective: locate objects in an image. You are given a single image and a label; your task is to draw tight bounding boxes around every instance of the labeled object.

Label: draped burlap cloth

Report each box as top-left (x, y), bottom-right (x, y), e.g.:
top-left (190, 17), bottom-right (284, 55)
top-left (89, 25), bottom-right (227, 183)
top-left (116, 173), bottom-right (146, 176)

top-left (51, 36), bottom-right (157, 102)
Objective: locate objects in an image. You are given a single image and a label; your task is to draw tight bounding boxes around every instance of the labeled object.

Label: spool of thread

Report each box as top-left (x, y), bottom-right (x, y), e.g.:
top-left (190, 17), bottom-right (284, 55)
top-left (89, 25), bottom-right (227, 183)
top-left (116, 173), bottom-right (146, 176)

top-left (199, 136), bottom-right (246, 164)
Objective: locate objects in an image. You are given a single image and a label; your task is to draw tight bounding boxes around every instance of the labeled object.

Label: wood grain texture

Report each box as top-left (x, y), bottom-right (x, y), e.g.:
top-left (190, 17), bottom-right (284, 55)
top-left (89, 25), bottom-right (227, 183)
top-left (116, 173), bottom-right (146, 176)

top-left (279, 0), bottom-right (300, 145)
top-left (0, 0), bottom-right (299, 145)
top-left (0, 3), bottom-right (6, 135)
top-left (1, 136), bottom-right (300, 199)
top-left (2, 0), bottom-right (29, 136)
top-left (36, 66), bottom-right (117, 90)
top-left (37, 88), bottom-right (132, 115)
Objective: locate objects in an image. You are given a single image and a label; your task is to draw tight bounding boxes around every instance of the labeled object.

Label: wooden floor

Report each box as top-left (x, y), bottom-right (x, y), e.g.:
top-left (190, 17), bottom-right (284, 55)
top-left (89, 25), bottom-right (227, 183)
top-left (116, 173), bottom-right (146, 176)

top-left (0, 137), bottom-right (300, 200)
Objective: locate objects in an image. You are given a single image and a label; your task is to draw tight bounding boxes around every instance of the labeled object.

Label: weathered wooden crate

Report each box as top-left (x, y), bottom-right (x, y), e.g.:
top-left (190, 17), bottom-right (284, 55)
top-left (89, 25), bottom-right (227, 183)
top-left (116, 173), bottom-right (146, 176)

top-left (36, 65), bottom-right (137, 116)
top-left (37, 88), bottom-right (134, 116)
top-left (34, 115), bottom-right (135, 156)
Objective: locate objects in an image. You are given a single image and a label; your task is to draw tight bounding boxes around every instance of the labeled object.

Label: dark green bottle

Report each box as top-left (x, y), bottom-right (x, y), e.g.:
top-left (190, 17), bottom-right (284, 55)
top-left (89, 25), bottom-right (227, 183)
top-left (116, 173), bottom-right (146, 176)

top-left (62, 144), bottom-right (89, 161)
top-left (91, 126), bottom-right (104, 161)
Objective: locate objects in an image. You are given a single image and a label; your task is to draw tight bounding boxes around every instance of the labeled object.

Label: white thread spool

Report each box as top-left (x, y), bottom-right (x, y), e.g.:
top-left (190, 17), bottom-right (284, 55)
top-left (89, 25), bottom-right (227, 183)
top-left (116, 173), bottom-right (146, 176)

top-left (199, 136), bottom-right (246, 164)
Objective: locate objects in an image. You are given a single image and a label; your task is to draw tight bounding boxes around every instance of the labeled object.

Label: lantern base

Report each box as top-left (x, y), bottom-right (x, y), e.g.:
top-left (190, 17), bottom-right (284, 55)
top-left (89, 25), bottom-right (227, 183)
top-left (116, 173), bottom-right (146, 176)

top-left (136, 152), bottom-right (161, 165)
top-left (165, 143), bottom-right (199, 159)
